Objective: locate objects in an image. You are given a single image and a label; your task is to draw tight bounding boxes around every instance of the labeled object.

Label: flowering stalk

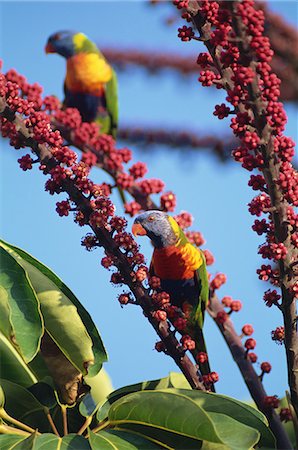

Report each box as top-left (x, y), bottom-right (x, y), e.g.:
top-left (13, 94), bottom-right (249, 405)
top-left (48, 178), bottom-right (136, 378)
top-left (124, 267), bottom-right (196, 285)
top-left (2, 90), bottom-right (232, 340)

top-left (102, 3), bottom-right (298, 104)
top-left (0, 50), bottom-right (290, 442)
top-left (208, 291), bottom-right (292, 449)
top-left (1, 63), bottom-right (292, 443)
top-left (0, 93), bottom-right (207, 391)
top-left (175, 0), bottom-right (298, 428)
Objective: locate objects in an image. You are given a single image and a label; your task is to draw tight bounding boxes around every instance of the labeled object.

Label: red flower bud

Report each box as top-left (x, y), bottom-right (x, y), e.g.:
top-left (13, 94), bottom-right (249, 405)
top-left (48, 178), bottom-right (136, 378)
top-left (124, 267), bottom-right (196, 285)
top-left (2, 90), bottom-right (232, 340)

top-left (155, 341), bottom-right (166, 353)
top-left (248, 352), bottom-right (258, 363)
top-left (153, 310), bottom-right (167, 322)
top-left (230, 300), bottom-right (242, 312)
top-left (260, 362), bottom-right (272, 374)
top-left (242, 324), bottom-right (254, 336)
top-left (245, 338), bottom-right (256, 350)
top-left (118, 294), bottom-right (130, 305)
top-left (196, 352), bottom-right (208, 364)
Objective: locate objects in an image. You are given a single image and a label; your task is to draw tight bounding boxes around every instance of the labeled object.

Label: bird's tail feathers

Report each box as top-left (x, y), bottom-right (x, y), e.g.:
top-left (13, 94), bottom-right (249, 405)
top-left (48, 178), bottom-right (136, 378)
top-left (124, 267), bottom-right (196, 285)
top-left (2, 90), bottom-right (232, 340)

top-left (189, 326), bottom-right (215, 392)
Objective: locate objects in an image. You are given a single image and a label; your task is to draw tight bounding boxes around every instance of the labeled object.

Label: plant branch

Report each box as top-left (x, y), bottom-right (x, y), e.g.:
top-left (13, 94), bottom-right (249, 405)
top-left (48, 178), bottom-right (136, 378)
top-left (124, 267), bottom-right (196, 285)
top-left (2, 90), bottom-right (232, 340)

top-left (184, 0), bottom-right (297, 446)
top-left (0, 97), bottom-right (205, 392)
top-left (208, 292), bottom-right (292, 449)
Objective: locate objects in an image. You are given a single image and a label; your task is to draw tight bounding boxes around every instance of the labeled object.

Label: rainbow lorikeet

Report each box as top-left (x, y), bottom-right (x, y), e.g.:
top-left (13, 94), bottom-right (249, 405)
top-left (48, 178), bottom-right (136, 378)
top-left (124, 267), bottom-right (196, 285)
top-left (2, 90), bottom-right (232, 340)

top-left (132, 210), bottom-right (211, 379)
top-left (45, 31), bottom-right (118, 138)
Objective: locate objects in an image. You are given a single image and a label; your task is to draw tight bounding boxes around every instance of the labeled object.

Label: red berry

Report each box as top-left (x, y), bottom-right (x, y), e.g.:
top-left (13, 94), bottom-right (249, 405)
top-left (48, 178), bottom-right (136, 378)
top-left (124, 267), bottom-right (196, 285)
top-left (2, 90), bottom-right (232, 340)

top-left (260, 362), bottom-right (272, 373)
top-left (242, 324), bottom-right (254, 336)
top-left (245, 338), bottom-right (256, 350)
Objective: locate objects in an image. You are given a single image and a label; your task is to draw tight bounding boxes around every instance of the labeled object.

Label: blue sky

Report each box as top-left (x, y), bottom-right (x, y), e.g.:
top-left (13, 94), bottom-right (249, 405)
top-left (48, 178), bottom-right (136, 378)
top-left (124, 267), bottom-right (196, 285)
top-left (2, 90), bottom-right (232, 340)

top-left (0, 1), bottom-right (297, 402)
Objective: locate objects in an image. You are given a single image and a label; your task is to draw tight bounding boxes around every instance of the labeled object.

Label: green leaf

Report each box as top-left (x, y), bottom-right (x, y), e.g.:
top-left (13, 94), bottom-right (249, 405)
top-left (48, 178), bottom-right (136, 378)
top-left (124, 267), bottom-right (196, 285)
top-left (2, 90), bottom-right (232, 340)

top-left (0, 247), bottom-right (43, 362)
top-left (0, 331), bottom-right (37, 387)
top-left (11, 431), bottom-right (37, 450)
top-left (90, 429), bottom-right (162, 449)
top-left (97, 372), bottom-right (189, 422)
top-left (27, 382), bottom-right (57, 408)
top-left (0, 379), bottom-right (49, 432)
top-left (28, 351), bottom-right (53, 382)
top-left (116, 424), bottom-right (202, 449)
top-left (60, 434), bottom-right (91, 450)
top-left (179, 390), bottom-right (275, 449)
top-left (0, 435), bottom-right (26, 450)
top-left (80, 369), bottom-right (113, 417)
top-left (0, 285), bottom-right (13, 342)
top-left (31, 433), bottom-right (60, 450)
top-left (0, 434), bottom-right (91, 450)
top-left (108, 372), bottom-right (189, 404)
top-left (109, 390), bottom-right (217, 443)
top-left (0, 240), bottom-right (107, 376)
top-left (168, 372), bottom-right (191, 389)
top-left (108, 389), bottom-right (262, 449)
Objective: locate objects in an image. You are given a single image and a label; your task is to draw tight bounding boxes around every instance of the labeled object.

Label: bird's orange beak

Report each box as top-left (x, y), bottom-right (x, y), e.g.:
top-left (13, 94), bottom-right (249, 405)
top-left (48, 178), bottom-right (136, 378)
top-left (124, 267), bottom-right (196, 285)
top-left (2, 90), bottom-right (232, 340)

top-left (132, 223), bottom-right (147, 236)
top-left (45, 42), bottom-right (55, 54)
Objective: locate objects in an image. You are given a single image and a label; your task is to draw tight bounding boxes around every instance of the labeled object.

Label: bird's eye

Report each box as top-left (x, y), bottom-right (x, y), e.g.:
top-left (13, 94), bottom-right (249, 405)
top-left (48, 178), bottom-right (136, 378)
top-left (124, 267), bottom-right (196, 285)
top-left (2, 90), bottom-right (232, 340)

top-left (148, 216), bottom-right (155, 222)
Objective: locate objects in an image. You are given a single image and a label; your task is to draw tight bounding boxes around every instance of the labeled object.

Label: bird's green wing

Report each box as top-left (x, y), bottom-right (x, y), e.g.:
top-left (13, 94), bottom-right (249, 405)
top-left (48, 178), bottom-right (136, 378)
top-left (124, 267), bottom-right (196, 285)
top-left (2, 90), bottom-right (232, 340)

top-left (105, 68), bottom-right (118, 138)
top-left (193, 250), bottom-right (209, 329)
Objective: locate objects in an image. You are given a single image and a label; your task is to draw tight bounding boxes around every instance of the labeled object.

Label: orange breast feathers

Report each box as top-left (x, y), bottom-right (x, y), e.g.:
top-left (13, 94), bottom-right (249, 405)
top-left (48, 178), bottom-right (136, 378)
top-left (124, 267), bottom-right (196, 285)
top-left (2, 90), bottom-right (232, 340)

top-left (65, 53), bottom-right (112, 96)
top-left (152, 243), bottom-right (203, 280)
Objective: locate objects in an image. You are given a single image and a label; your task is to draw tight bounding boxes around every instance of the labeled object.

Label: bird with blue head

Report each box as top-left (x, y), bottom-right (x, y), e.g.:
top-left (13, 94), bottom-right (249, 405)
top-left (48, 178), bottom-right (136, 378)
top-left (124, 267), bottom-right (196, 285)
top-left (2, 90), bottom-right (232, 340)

top-left (132, 210), bottom-right (212, 381)
top-left (45, 30), bottom-right (118, 136)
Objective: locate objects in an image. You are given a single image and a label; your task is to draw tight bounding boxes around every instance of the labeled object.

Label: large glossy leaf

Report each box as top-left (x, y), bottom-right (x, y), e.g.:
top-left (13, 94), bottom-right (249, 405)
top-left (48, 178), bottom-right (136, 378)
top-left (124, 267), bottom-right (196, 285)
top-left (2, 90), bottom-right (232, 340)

top-left (0, 285), bottom-right (13, 341)
top-left (0, 247), bottom-right (43, 362)
top-left (0, 379), bottom-right (49, 432)
top-left (28, 351), bottom-right (53, 382)
top-left (80, 369), bottom-right (113, 417)
top-left (108, 389), bottom-right (262, 449)
top-left (97, 372), bottom-right (190, 421)
top-left (30, 433), bottom-right (60, 450)
top-left (114, 423), bottom-right (203, 449)
top-left (0, 433), bottom-right (91, 450)
top-left (0, 331), bottom-right (37, 387)
top-left (60, 434), bottom-right (91, 450)
top-left (0, 435), bottom-right (27, 450)
top-left (0, 240), bottom-right (107, 376)
top-left (180, 390), bottom-right (276, 449)
top-left (27, 382), bottom-right (57, 408)
top-left (90, 429), bottom-right (162, 449)
top-left (9, 432), bottom-right (37, 450)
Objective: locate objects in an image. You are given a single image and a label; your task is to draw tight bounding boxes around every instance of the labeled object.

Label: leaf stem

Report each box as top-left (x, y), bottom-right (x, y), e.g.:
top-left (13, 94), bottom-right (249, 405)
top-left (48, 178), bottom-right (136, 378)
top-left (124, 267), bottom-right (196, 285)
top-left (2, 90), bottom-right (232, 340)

top-left (0, 423), bottom-right (30, 436)
top-left (77, 416), bottom-right (92, 435)
top-left (0, 408), bottom-right (39, 434)
top-left (61, 405), bottom-right (68, 436)
top-left (45, 409), bottom-right (60, 437)
top-left (90, 419), bottom-right (110, 434)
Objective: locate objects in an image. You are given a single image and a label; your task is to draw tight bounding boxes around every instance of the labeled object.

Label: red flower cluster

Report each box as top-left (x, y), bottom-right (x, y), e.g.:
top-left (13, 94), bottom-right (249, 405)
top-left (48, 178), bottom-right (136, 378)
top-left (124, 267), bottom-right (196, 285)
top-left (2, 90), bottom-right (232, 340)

top-left (271, 326), bottom-right (284, 344)
top-left (177, 25), bottom-right (194, 41)
top-left (210, 273), bottom-right (227, 291)
top-left (263, 395), bottom-right (279, 409)
top-left (263, 289), bottom-right (281, 307)
top-left (180, 335), bottom-right (196, 350)
top-left (279, 408), bottom-right (292, 423)
top-left (185, 0), bottom-right (298, 311)
top-left (160, 191), bottom-right (176, 212)
top-left (202, 371), bottom-right (219, 386)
